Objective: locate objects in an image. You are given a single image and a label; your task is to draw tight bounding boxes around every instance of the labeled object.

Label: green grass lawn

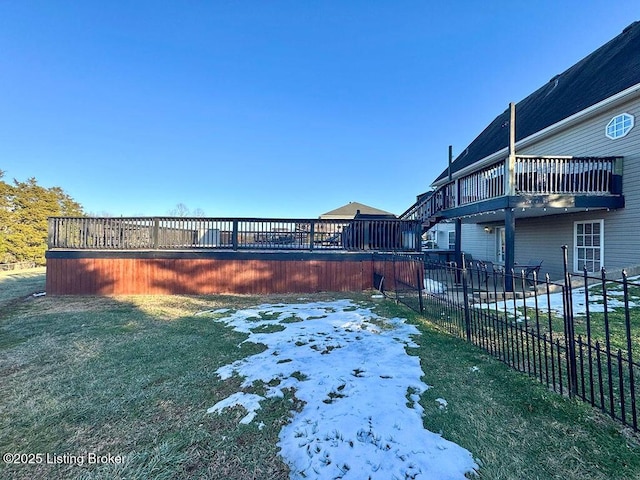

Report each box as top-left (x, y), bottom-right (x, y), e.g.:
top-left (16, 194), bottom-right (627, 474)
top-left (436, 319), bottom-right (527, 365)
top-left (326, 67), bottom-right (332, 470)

top-left (0, 267), bottom-right (46, 306)
top-left (469, 277), bottom-right (640, 355)
top-left (1, 270), bottom-right (639, 479)
top-left (377, 302), bottom-right (640, 480)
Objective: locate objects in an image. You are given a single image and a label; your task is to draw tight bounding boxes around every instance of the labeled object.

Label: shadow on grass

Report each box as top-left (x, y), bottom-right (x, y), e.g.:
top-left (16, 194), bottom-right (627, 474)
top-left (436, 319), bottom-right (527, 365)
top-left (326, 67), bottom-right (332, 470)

top-left (3, 283), bottom-right (640, 480)
top-left (0, 292), bottom-right (291, 480)
top-left (0, 267), bottom-right (46, 307)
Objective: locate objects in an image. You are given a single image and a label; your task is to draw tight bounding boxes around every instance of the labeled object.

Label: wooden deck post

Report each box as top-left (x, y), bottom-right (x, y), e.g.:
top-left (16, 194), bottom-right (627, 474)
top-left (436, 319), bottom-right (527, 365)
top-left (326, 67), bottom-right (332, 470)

top-left (454, 218), bottom-right (462, 268)
top-left (232, 220), bottom-right (239, 251)
top-left (503, 102), bottom-right (516, 292)
top-left (153, 218), bottom-right (160, 249)
top-left (506, 102), bottom-right (517, 196)
top-left (309, 220), bottom-right (315, 251)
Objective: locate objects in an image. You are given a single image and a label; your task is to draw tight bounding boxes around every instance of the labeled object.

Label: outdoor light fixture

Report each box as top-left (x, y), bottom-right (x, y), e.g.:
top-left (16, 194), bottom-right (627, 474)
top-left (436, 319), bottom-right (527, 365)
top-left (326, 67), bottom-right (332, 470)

top-left (484, 227), bottom-right (492, 233)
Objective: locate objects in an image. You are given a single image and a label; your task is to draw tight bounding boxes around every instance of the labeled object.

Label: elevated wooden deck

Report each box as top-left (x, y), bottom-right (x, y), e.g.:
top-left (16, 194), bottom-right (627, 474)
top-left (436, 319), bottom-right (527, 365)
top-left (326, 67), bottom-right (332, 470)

top-left (45, 249), bottom-right (420, 295)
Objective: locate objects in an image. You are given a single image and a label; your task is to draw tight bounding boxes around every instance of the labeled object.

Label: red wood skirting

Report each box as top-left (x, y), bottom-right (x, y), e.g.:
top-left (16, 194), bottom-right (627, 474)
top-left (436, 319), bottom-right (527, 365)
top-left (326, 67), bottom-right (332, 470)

top-left (45, 252), bottom-right (382, 295)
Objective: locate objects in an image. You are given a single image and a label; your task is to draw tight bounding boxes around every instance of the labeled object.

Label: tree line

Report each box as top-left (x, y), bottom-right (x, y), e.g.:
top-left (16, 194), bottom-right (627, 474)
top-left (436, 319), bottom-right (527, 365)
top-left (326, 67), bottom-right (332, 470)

top-left (0, 170), bottom-right (84, 265)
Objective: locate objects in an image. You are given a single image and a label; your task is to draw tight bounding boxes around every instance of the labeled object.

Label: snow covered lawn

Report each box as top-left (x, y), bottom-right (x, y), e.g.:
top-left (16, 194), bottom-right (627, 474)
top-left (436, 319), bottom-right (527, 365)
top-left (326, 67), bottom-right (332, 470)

top-left (200, 299), bottom-right (477, 479)
top-left (473, 274), bottom-right (640, 321)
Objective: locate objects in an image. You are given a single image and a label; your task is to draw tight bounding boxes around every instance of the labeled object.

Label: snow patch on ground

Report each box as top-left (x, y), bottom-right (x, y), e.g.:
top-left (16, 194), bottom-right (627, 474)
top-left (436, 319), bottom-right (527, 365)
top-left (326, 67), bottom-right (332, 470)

top-left (424, 278), bottom-right (447, 294)
top-left (204, 299), bottom-right (477, 479)
top-left (435, 398), bottom-right (448, 410)
top-left (472, 275), bottom-right (640, 320)
top-left (207, 392), bottom-right (264, 424)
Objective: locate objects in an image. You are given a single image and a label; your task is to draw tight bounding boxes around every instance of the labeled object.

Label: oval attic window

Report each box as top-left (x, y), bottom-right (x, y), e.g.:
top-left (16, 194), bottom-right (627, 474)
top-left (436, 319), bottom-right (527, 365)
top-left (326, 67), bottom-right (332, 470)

top-left (605, 113), bottom-right (634, 139)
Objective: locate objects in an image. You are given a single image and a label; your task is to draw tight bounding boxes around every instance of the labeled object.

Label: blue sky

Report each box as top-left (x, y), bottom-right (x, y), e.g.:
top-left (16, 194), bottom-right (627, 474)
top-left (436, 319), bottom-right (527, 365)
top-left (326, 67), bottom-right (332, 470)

top-left (1, 2), bottom-right (638, 218)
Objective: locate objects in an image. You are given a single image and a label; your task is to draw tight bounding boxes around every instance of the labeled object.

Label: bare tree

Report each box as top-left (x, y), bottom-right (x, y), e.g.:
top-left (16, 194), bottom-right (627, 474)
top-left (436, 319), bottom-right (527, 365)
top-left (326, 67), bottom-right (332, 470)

top-left (86, 211), bottom-right (115, 217)
top-left (168, 203), bottom-right (206, 217)
top-left (168, 203), bottom-right (190, 217)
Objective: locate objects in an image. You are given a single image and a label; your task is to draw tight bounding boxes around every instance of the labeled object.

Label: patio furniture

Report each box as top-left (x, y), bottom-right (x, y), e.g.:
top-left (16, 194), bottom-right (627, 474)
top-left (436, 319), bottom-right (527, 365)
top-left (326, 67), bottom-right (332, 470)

top-left (517, 259), bottom-right (543, 286)
top-left (475, 260), bottom-right (501, 288)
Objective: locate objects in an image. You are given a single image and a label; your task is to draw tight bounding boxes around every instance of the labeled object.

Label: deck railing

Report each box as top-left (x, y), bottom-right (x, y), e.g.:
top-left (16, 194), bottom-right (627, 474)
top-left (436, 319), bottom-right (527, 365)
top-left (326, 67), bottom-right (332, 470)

top-left (402, 155), bottom-right (622, 222)
top-left (459, 161), bottom-right (505, 205)
top-left (48, 217), bottom-right (422, 252)
top-left (515, 156), bottom-right (616, 195)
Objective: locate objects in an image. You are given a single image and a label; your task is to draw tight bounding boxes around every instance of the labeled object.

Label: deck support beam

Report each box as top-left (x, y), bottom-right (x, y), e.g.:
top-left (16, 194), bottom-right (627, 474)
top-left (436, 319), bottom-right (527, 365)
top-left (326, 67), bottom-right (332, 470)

top-left (454, 218), bottom-right (463, 267)
top-left (504, 207), bottom-right (516, 292)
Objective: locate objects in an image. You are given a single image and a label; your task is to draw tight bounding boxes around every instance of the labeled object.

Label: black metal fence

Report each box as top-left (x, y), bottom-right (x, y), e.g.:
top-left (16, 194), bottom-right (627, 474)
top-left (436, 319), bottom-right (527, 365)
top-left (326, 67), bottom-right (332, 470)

top-left (48, 217), bottom-right (422, 253)
top-left (378, 250), bottom-right (640, 432)
top-left (373, 253), bottom-right (425, 314)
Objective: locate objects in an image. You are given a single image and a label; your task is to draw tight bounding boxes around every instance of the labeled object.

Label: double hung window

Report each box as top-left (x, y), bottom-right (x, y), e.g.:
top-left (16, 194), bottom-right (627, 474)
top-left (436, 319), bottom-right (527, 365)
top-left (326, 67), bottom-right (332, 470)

top-left (574, 220), bottom-right (604, 272)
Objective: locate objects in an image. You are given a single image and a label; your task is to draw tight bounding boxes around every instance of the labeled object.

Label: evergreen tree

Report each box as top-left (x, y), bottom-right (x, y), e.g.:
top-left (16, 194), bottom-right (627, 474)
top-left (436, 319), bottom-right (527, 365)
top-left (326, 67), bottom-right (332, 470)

top-left (0, 175), bottom-right (84, 264)
top-left (0, 171), bottom-right (12, 263)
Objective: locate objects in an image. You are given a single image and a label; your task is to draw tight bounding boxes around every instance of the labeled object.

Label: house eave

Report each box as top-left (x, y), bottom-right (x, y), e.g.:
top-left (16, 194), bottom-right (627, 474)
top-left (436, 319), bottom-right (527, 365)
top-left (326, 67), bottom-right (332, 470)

top-left (433, 194), bottom-right (625, 224)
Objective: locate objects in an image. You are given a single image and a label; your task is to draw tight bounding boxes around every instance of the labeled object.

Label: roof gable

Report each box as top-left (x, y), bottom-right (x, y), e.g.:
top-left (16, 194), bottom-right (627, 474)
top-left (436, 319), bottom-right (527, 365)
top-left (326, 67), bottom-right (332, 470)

top-left (319, 201), bottom-right (395, 219)
top-left (435, 21), bottom-right (640, 183)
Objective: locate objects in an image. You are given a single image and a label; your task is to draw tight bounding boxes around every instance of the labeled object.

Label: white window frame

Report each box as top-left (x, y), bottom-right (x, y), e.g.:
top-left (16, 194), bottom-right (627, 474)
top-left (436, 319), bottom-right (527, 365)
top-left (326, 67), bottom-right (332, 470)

top-left (605, 113), bottom-right (634, 139)
top-left (573, 219), bottom-right (604, 273)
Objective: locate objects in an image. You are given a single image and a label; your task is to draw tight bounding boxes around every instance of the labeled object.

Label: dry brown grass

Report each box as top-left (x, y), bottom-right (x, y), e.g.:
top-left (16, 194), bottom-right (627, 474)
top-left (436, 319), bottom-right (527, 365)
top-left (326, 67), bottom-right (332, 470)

top-left (2, 282), bottom-right (640, 479)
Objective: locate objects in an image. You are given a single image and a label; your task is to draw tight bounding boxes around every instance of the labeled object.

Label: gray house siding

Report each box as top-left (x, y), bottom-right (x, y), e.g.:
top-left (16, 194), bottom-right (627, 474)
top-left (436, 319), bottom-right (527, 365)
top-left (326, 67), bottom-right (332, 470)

top-left (460, 224), bottom-right (494, 261)
top-left (512, 216), bottom-right (571, 281)
top-left (463, 212), bottom-right (624, 281)
top-left (462, 217), bottom-right (571, 281)
top-left (457, 94), bottom-right (640, 280)
top-left (432, 223), bottom-right (456, 250)
top-left (515, 212), bottom-right (605, 280)
top-left (517, 95), bottom-right (640, 276)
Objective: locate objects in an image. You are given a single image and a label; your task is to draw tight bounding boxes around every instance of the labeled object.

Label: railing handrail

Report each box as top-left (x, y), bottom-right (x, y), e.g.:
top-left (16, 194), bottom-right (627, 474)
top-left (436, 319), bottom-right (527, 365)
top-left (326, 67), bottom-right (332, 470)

top-left (47, 216), bottom-right (423, 253)
top-left (401, 155), bottom-right (622, 223)
top-left (49, 215), bottom-right (368, 222)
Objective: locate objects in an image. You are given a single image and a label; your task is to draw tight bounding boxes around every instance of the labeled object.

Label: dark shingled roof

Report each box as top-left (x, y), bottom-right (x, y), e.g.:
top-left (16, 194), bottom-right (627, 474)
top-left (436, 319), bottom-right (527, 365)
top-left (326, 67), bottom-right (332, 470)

top-left (435, 21), bottom-right (640, 183)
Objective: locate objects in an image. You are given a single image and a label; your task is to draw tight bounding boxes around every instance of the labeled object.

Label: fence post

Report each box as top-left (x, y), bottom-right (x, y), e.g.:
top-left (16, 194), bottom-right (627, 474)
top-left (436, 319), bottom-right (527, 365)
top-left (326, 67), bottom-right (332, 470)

top-left (416, 260), bottom-right (424, 314)
top-left (622, 270), bottom-right (638, 430)
top-left (363, 221), bottom-right (370, 250)
top-left (414, 222), bottom-right (421, 252)
top-left (309, 220), bottom-right (315, 251)
top-left (48, 218), bottom-right (55, 249)
top-left (392, 253), bottom-right (399, 303)
top-left (601, 267), bottom-right (615, 417)
top-left (461, 253), bottom-right (472, 342)
top-left (561, 245), bottom-right (578, 397)
top-left (152, 218), bottom-right (160, 249)
top-left (232, 220), bottom-right (239, 251)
